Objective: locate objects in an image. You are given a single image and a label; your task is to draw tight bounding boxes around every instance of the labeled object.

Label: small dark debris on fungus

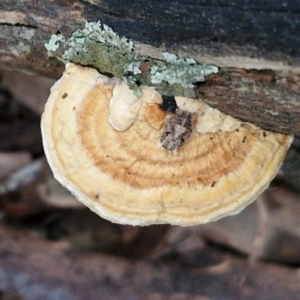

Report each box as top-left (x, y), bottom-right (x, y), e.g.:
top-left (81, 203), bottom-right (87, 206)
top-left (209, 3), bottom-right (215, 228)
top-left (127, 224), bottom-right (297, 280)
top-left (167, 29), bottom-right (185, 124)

top-left (160, 96), bottom-right (178, 113)
top-left (160, 109), bottom-right (193, 151)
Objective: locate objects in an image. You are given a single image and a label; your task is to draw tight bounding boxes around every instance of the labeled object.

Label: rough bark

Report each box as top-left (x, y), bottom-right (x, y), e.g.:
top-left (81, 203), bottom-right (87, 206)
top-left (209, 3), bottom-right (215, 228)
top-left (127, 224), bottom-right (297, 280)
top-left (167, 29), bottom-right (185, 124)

top-left (0, 1), bottom-right (300, 136)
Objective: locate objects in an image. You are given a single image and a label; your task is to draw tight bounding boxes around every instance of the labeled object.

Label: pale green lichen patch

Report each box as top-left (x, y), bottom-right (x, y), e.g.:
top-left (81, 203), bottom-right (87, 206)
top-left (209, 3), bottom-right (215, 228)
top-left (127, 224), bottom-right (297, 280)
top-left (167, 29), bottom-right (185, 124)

top-left (45, 21), bottom-right (218, 97)
top-left (46, 21), bottom-right (134, 79)
top-left (149, 52), bottom-right (218, 88)
top-left (45, 34), bottom-right (66, 54)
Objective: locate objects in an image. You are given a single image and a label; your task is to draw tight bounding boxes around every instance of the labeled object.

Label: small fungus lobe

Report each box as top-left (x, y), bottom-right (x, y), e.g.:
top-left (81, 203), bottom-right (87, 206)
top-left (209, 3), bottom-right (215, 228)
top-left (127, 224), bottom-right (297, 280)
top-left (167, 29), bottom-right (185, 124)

top-left (161, 109), bottom-right (193, 151)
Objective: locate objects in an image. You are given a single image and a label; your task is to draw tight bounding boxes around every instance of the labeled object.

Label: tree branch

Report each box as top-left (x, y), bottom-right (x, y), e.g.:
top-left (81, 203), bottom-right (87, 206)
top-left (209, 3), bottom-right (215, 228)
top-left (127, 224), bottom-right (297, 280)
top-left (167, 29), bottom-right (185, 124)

top-left (0, 0), bottom-right (300, 135)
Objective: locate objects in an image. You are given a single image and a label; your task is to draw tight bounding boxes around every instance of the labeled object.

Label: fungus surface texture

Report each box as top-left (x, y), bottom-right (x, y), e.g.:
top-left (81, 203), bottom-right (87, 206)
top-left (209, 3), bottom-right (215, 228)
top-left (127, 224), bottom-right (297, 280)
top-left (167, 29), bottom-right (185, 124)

top-left (41, 63), bottom-right (293, 226)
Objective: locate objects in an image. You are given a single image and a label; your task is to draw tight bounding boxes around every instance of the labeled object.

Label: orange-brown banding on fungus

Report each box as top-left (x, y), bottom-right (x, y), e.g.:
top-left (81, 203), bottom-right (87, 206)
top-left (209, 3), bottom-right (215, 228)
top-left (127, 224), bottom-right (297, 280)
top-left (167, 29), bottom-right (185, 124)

top-left (144, 103), bottom-right (166, 130)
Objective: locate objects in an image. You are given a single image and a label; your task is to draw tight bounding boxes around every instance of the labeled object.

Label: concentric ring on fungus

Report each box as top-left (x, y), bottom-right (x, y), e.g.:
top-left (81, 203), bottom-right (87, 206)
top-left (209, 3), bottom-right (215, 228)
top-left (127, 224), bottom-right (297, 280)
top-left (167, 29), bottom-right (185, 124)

top-left (41, 63), bottom-right (293, 226)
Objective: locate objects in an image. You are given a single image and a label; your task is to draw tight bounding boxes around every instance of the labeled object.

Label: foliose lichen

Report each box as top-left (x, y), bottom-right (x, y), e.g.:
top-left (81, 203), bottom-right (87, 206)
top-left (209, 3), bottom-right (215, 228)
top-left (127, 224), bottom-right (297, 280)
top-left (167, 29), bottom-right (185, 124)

top-left (45, 34), bottom-right (65, 53)
top-left (150, 52), bottom-right (218, 88)
top-left (45, 21), bottom-right (218, 97)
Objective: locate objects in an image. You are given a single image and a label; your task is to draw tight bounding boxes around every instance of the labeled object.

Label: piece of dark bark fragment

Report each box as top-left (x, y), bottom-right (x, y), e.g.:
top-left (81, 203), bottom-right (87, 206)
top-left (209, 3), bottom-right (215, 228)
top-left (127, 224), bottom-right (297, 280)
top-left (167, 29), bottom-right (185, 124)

top-left (160, 109), bottom-right (192, 152)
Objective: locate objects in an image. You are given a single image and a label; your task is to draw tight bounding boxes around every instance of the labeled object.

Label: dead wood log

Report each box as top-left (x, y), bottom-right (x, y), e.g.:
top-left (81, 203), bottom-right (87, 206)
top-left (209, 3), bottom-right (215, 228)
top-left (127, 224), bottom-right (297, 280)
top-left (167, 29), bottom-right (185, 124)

top-left (0, 1), bottom-right (300, 135)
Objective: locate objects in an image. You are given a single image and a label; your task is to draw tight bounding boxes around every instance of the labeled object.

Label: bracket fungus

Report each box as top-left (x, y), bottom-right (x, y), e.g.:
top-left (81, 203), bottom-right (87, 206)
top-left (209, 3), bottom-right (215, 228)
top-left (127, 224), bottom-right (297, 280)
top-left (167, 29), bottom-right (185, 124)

top-left (41, 63), bottom-right (293, 226)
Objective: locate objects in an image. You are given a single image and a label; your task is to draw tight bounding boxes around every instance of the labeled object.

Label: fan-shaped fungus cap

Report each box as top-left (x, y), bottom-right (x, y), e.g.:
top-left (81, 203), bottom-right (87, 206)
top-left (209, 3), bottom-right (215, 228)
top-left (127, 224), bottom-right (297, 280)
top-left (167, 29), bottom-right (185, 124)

top-left (41, 63), bottom-right (293, 226)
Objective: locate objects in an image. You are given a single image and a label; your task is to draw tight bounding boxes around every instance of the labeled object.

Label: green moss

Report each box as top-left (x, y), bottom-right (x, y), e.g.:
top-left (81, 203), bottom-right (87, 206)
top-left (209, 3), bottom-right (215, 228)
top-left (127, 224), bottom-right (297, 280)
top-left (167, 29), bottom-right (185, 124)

top-left (45, 21), bottom-right (218, 97)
